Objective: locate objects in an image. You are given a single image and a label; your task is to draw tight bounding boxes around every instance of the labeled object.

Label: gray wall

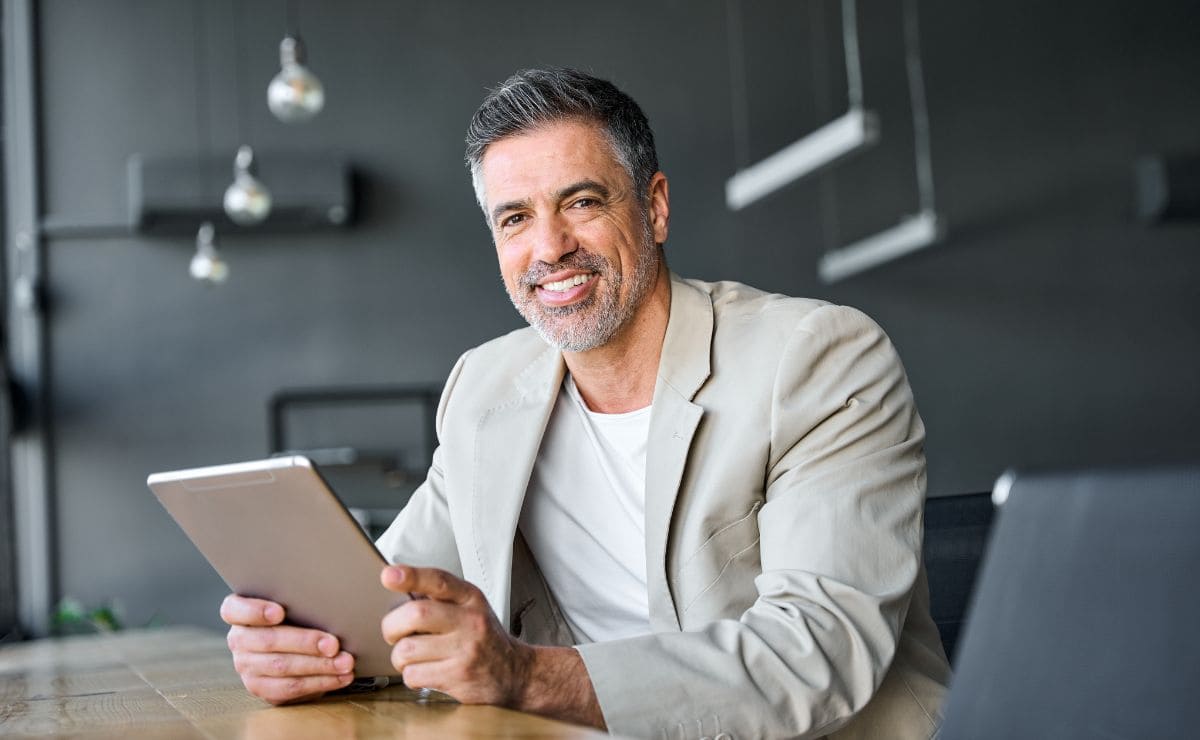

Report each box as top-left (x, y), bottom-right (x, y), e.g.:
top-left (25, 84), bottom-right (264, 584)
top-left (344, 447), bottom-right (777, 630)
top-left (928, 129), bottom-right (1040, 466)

top-left (19, 0), bottom-right (1200, 630)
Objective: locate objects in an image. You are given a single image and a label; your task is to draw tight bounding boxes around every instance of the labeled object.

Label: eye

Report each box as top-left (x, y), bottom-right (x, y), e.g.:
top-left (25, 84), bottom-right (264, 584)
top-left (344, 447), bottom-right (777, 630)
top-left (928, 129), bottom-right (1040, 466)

top-left (571, 197), bottom-right (599, 209)
top-left (500, 213), bottom-right (527, 228)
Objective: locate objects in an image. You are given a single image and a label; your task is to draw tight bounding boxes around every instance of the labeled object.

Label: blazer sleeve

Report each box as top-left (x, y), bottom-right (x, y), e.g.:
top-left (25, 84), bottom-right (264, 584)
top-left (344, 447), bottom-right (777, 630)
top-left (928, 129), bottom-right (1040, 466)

top-left (575, 305), bottom-right (927, 739)
top-left (374, 350), bottom-right (470, 577)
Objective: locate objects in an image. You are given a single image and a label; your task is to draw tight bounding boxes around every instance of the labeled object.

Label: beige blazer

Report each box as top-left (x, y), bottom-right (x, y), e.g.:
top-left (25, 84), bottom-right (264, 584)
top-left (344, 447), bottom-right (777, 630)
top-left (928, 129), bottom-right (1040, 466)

top-left (377, 275), bottom-right (950, 739)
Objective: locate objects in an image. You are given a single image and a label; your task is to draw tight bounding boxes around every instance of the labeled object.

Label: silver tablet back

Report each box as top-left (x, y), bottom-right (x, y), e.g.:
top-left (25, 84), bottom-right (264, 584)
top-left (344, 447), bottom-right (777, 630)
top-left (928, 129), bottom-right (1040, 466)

top-left (148, 456), bottom-right (406, 678)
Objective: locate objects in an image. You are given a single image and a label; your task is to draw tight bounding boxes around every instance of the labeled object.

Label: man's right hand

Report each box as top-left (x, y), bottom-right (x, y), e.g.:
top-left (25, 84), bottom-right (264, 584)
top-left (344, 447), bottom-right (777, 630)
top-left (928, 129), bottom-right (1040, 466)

top-left (220, 594), bottom-right (356, 705)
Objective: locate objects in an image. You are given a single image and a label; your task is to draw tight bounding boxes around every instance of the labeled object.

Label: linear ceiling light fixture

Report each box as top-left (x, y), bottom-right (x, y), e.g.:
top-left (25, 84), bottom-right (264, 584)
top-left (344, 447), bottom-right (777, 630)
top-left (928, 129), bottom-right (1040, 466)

top-left (726, 109), bottom-right (878, 210)
top-left (818, 0), bottom-right (943, 282)
top-left (725, 0), bottom-right (876, 210)
top-left (818, 209), bottom-right (940, 283)
top-left (724, 0), bottom-right (943, 282)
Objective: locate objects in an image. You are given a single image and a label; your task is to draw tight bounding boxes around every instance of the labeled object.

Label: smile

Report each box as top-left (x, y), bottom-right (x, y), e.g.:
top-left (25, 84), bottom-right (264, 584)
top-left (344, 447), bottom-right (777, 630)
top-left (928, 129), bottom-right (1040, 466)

top-left (541, 273), bottom-right (595, 292)
top-left (534, 271), bottom-right (597, 307)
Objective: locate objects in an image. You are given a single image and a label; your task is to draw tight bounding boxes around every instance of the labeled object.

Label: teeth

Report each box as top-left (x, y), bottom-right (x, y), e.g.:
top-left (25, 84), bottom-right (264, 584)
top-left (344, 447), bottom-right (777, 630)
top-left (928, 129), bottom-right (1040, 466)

top-left (542, 273), bottom-right (592, 292)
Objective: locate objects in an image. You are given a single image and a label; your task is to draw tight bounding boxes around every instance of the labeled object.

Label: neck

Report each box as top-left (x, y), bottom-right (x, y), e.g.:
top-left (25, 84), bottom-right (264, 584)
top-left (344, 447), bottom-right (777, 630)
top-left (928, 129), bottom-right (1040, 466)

top-left (563, 262), bottom-right (671, 414)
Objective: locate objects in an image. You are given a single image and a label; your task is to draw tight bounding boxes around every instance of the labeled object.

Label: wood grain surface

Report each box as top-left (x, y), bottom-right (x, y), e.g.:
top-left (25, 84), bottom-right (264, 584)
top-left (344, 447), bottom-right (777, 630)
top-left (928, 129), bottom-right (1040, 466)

top-left (0, 627), bottom-right (611, 739)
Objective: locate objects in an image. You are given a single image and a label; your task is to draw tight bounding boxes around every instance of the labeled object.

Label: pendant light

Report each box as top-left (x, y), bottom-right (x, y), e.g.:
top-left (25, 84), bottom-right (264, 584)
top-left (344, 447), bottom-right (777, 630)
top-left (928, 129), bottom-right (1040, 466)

top-left (190, 221), bottom-right (229, 283)
top-left (267, 2), bottom-right (323, 123)
top-left (223, 145), bottom-right (272, 225)
top-left (267, 34), bottom-right (324, 123)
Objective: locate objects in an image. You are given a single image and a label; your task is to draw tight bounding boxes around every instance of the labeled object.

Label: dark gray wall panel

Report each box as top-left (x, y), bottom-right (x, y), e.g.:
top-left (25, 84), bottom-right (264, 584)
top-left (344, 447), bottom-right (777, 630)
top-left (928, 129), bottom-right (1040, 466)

top-left (29, 0), bottom-right (1200, 629)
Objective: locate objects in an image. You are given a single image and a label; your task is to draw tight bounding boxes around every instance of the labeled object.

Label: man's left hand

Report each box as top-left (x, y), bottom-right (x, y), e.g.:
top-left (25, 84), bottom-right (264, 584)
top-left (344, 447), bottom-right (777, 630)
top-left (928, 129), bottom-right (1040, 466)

top-left (380, 565), bottom-right (533, 705)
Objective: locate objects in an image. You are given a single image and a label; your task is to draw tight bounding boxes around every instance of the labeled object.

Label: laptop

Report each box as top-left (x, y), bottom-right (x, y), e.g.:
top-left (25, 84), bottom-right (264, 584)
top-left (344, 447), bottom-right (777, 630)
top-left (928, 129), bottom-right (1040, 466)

top-left (938, 465), bottom-right (1200, 739)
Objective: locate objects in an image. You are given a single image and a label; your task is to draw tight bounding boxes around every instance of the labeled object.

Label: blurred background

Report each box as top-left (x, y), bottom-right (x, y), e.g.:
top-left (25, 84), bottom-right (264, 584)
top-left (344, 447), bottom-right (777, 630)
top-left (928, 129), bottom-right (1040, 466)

top-left (1, 0), bottom-right (1196, 638)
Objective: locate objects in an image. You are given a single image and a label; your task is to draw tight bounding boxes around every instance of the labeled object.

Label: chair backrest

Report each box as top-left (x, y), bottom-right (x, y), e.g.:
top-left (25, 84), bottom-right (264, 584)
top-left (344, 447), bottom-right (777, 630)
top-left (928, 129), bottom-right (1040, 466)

top-left (921, 492), bottom-right (995, 662)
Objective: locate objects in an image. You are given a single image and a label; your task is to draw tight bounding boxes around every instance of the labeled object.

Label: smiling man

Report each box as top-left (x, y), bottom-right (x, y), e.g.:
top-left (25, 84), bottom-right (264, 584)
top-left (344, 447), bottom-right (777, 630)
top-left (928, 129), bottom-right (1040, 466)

top-left (222, 68), bottom-right (950, 738)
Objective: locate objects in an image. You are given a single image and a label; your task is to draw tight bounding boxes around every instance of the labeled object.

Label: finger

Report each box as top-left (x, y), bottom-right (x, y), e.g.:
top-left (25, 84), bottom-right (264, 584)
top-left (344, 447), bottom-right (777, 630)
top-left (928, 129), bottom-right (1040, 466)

top-left (399, 658), bottom-right (454, 697)
top-left (220, 594), bottom-right (285, 626)
top-left (234, 650), bottom-right (354, 679)
top-left (227, 624), bottom-right (340, 658)
top-left (380, 598), bottom-right (464, 644)
top-left (389, 633), bottom-right (457, 673)
top-left (243, 673), bottom-right (355, 706)
top-left (381, 565), bottom-right (476, 605)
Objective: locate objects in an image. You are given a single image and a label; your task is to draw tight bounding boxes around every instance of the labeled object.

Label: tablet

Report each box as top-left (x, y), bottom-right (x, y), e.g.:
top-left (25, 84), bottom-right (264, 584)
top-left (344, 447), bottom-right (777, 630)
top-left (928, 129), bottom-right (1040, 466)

top-left (147, 455), bottom-right (406, 678)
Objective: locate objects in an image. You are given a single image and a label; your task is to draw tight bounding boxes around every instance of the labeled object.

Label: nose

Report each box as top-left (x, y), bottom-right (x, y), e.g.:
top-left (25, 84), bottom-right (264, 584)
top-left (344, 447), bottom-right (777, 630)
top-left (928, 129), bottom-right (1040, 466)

top-left (529, 211), bottom-right (578, 265)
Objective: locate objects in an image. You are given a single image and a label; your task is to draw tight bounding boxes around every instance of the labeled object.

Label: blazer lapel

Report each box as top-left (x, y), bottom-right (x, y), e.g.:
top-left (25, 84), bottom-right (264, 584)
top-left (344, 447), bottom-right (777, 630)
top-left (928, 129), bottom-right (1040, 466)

top-left (644, 276), bottom-right (713, 631)
top-left (470, 345), bottom-right (565, 629)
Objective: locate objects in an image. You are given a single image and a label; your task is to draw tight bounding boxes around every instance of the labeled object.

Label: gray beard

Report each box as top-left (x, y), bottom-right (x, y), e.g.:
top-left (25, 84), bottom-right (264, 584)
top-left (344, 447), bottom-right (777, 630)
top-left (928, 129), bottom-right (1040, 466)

top-left (506, 233), bottom-right (659, 353)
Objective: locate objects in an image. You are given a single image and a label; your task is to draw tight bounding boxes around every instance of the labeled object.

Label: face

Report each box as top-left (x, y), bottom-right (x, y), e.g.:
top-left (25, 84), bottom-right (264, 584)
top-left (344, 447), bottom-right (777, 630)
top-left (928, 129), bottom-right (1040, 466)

top-left (479, 120), bottom-right (668, 353)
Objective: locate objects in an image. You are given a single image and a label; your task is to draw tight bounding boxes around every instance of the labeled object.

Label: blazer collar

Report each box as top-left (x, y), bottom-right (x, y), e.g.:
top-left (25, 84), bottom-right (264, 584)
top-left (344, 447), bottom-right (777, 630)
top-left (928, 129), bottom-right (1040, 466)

top-left (512, 343), bottom-right (566, 400)
top-left (643, 275), bottom-right (713, 630)
top-left (471, 343), bottom-right (564, 627)
top-left (658, 274), bottom-right (714, 402)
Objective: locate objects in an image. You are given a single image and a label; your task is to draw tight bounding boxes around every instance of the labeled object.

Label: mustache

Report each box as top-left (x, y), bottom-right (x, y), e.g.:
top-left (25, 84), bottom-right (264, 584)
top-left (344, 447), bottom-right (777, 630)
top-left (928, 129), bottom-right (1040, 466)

top-left (518, 249), bottom-right (611, 287)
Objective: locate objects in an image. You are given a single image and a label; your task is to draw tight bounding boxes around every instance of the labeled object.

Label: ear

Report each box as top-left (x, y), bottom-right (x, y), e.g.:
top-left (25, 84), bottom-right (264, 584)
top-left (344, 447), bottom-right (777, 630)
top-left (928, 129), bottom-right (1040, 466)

top-left (647, 172), bottom-right (670, 245)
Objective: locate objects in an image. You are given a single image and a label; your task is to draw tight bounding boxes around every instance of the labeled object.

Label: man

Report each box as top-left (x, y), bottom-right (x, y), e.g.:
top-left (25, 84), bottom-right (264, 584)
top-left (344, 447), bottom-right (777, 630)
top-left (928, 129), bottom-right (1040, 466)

top-left (222, 68), bottom-right (950, 738)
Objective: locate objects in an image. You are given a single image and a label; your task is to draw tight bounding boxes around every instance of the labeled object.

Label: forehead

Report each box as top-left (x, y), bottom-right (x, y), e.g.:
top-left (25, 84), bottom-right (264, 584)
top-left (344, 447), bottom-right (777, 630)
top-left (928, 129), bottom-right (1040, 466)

top-left (479, 120), bottom-right (627, 206)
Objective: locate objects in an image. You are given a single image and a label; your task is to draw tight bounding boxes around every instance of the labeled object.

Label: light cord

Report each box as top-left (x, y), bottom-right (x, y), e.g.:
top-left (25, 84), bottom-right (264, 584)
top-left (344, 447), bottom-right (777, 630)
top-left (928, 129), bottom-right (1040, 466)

top-left (725, 0), bottom-right (752, 169)
top-left (903, 0), bottom-right (937, 213)
top-left (841, 0), bottom-right (865, 111)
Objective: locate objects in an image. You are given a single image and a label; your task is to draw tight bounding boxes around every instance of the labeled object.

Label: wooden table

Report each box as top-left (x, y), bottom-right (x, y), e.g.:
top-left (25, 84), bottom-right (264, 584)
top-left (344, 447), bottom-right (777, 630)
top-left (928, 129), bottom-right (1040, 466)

top-left (0, 627), bottom-right (610, 739)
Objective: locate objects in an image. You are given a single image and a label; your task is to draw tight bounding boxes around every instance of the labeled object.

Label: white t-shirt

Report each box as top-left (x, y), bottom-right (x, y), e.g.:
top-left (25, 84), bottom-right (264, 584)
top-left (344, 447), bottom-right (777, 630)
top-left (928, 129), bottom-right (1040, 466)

top-left (517, 376), bottom-right (652, 643)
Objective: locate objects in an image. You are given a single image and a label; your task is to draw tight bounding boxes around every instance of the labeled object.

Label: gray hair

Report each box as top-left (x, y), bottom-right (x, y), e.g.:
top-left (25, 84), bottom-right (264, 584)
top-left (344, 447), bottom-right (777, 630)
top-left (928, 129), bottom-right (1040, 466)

top-left (465, 67), bottom-right (659, 213)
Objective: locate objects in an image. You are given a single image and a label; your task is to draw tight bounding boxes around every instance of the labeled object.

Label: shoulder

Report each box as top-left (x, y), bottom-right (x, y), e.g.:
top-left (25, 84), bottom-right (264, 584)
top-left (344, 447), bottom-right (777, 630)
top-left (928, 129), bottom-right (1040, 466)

top-left (435, 325), bottom-right (558, 424)
top-left (679, 276), bottom-right (888, 351)
top-left (459, 325), bottom-right (551, 373)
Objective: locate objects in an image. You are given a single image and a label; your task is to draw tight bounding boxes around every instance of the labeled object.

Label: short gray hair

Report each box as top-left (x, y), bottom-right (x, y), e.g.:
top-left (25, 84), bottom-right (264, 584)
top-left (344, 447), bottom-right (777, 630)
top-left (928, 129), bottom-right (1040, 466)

top-left (465, 67), bottom-right (659, 213)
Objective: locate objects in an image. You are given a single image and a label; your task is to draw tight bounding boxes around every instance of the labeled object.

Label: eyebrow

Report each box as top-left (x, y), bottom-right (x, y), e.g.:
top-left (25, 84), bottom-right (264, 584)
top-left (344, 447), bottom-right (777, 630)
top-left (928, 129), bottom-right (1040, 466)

top-left (489, 180), bottom-right (611, 226)
top-left (556, 179), bottom-right (610, 203)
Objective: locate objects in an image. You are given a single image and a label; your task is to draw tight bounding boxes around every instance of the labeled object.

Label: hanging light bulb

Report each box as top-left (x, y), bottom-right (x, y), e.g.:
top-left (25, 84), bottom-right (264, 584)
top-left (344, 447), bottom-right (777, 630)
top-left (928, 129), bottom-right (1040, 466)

top-left (267, 35), bottom-right (324, 123)
top-left (223, 145), bottom-right (272, 225)
top-left (190, 221), bottom-right (229, 284)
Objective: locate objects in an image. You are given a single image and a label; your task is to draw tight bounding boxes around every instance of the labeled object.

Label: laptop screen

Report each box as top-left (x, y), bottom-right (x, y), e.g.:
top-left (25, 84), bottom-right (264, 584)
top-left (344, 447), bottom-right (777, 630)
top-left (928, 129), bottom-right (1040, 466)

top-left (939, 466), bottom-right (1200, 739)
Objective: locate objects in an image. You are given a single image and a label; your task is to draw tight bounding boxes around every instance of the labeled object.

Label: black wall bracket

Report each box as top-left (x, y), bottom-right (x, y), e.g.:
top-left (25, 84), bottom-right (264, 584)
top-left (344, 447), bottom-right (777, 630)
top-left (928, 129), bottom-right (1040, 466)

top-left (127, 152), bottom-right (356, 235)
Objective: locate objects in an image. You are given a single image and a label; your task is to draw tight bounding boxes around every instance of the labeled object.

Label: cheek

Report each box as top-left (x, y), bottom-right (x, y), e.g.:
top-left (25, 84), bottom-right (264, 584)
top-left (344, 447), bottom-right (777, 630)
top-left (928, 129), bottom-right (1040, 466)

top-left (496, 247), bottom-right (526, 287)
top-left (612, 235), bottom-right (648, 273)
top-left (592, 213), bottom-right (644, 255)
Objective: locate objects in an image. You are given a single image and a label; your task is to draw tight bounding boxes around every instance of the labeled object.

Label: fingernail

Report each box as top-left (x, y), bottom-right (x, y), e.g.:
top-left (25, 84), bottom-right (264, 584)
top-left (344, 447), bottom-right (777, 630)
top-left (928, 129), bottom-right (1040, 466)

top-left (340, 673), bottom-right (354, 685)
top-left (391, 566), bottom-right (407, 581)
top-left (318, 636), bottom-right (337, 657)
top-left (334, 653), bottom-right (353, 672)
top-left (264, 604), bottom-right (283, 623)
